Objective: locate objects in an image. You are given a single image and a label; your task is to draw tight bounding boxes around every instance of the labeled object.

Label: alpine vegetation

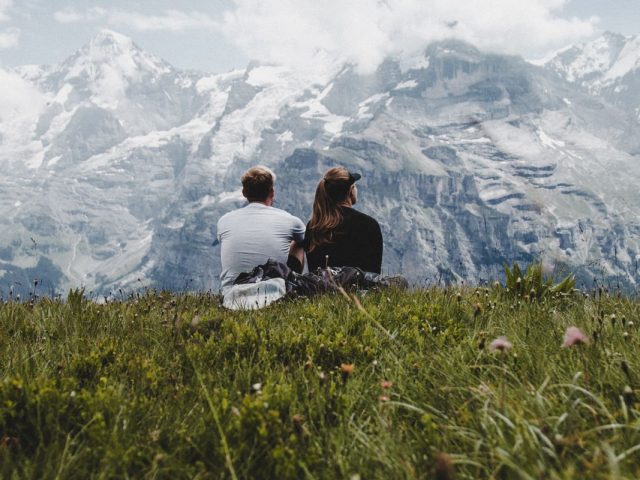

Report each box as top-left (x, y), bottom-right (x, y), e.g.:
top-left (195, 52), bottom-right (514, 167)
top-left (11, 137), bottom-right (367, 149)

top-left (1, 287), bottom-right (639, 478)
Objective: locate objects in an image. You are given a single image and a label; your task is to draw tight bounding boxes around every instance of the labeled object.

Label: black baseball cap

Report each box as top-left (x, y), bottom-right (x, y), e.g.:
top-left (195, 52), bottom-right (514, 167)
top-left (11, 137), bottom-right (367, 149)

top-left (324, 170), bottom-right (361, 199)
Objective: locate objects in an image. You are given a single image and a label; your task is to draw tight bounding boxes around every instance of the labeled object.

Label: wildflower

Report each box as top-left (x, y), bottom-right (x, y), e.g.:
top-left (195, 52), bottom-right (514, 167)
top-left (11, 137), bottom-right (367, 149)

top-left (489, 336), bottom-right (513, 353)
top-left (380, 380), bottom-right (393, 389)
top-left (435, 452), bottom-right (454, 480)
top-left (621, 361), bottom-right (631, 377)
top-left (623, 386), bottom-right (635, 406)
top-left (562, 326), bottom-right (590, 347)
top-left (0, 436), bottom-right (19, 449)
top-left (477, 383), bottom-right (491, 396)
top-left (291, 414), bottom-right (305, 435)
top-left (379, 395), bottom-right (390, 403)
top-left (629, 321), bottom-right (635, 328)
top-left (340, 363), bottom-right (354, 382)
top-left (611, 314), bottom-right (617, 327)
top-left (251, 382), bottom-right (262, 393)
top-left (474, 303), bottom-right (482, 317)
top-left (624, 331), bottom-right (630, 341)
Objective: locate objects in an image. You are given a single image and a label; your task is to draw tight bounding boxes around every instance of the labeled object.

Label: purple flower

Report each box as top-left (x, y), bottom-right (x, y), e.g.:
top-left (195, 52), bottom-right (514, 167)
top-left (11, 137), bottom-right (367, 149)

top-left (489, 336), bottom-right (513, 352)
top-left (562, 326), bottom-right (590, 347)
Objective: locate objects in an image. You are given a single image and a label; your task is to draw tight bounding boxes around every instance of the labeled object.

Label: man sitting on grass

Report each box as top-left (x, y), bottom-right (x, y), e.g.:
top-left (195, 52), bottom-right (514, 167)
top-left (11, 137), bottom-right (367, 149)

top-left (216, 166), bottom-right (305, 296)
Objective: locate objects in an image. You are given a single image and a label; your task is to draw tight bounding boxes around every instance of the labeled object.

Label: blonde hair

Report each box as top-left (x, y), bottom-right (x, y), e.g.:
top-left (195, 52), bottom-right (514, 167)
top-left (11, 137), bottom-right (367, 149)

top-left (241, 166), bottom-right (275, 202)
top-left (307, 167), bottom-right (353, 251)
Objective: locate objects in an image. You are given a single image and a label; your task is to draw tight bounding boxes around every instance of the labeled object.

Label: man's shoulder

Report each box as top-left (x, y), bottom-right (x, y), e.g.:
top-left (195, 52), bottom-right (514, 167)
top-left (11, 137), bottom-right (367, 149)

top-left (218, 204), bottom-right (304, 228)
top-left (217, 207), bottom-right (244, 225)
top-left (267, 207), bottom-right (305, 225)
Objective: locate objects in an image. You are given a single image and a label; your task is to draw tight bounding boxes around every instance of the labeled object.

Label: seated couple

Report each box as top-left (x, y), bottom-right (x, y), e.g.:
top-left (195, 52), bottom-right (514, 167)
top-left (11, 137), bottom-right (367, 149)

top-left (216, 165), bottom-right (383, 295)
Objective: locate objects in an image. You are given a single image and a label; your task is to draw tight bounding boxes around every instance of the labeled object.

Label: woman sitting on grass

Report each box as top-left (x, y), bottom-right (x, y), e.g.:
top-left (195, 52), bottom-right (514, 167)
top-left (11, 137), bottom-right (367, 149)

top-left (303, 166), bottom-right (383, 273)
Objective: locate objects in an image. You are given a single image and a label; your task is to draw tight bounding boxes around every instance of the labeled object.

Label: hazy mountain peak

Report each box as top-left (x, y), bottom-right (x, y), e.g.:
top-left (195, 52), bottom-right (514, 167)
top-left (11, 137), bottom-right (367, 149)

top-left (546, 32), bottom-right (639, 86)
top-left (59, 29), bottom-right (172, 84)
top-left (426, 39), bottom-right (482, 58)
top-left (89, 29), bottom-right (135, 51)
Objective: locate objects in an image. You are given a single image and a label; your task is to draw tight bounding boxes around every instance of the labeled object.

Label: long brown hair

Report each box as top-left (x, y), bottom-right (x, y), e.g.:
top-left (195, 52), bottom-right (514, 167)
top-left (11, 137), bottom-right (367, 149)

top-left (307, 167), bottom-right (353, 251)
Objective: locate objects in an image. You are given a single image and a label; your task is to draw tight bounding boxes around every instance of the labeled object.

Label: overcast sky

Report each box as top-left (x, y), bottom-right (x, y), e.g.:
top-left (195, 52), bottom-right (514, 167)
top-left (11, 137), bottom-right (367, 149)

top-left (0, 0), bottom-right (638, 73)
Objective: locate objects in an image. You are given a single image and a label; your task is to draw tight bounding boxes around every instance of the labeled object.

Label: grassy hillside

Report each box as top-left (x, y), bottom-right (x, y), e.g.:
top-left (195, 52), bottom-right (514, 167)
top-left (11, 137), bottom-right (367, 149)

top-left (1, 287), bottom-right (639, 479)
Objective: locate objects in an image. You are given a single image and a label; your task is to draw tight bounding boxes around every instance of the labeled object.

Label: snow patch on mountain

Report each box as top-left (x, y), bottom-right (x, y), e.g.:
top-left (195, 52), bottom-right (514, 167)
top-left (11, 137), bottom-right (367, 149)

top-left (602, 36), bottom-right (640, 84)
top-left (546, 32), bottom-right (640, 88)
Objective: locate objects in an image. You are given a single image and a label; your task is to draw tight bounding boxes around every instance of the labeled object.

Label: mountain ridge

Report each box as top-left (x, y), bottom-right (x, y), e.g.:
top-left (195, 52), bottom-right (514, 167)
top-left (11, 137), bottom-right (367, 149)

top-left (1, 31), bottom-right (639, 296)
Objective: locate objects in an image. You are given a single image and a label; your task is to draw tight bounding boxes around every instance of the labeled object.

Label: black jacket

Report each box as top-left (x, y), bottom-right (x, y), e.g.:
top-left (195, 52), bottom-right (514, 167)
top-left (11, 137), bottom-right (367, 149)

top-left (303, 207), bottom-right (383, 273)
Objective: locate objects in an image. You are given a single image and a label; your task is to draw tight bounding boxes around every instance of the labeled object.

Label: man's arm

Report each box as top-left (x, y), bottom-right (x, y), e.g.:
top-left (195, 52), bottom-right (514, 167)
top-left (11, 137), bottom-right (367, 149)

top-left (287, 241), bottom-right (305, 273)
top-left (287, 217), bottom-right (306, 273)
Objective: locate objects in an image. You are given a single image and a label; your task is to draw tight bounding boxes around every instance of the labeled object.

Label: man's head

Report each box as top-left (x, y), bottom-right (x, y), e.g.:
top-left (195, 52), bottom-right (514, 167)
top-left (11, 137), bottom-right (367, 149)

top-left (241, 166), bottom-right (276, 205)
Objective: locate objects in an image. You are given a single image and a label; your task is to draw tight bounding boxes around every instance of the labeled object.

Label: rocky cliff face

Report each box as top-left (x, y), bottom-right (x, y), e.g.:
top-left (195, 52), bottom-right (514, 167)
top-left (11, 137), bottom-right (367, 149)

top-left (1, 32), bottom-right (639, 297)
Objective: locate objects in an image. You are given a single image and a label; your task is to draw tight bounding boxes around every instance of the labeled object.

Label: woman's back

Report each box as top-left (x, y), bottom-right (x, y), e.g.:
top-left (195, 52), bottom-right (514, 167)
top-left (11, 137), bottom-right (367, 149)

top-left (304, 207), bottom-right (382, 273)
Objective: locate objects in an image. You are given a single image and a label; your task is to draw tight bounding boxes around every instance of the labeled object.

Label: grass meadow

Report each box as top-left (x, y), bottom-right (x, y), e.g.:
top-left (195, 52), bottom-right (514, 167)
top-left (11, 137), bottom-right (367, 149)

top-left (0, 286), bottom-right (639, 479)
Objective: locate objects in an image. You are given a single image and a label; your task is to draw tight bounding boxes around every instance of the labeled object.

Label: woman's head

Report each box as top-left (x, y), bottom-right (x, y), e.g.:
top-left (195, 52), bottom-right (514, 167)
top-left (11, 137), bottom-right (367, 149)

top-left (322, 167), bottom-right (359, 205)
top-left (307, 167), bottom-right (361, 250)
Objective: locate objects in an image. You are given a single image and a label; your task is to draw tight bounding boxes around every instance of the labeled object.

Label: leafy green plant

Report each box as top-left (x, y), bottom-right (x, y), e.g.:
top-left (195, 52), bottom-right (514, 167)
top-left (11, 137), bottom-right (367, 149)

top-left (503, 261), bottom-right (576, 299)
top-left (67, 287), bottom-right (86, 312)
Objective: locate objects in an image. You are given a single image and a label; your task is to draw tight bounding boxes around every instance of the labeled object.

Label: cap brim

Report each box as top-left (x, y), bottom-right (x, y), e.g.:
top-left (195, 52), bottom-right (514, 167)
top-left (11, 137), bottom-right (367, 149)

top-left (350, 172), bottom-right (361, 182)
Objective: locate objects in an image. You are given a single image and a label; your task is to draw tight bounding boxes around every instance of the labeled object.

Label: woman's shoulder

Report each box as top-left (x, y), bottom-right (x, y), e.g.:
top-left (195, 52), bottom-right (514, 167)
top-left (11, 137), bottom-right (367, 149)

top-left (345, 207), bottom-right (380, 227)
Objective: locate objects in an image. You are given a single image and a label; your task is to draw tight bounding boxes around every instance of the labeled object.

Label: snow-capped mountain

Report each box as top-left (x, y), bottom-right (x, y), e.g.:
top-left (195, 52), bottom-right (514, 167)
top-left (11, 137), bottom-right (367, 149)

top-left (1, 30), bottom-right (639, 296)
top-left (545, 32), bottom-right (640, 124)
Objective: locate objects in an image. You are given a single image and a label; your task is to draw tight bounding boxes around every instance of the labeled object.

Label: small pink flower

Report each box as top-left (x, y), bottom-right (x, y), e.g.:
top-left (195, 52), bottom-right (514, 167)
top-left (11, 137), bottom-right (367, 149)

top-left (489, 336), bottom-right (513, 352)
top-left (380, 380), bottom-right (393, 389)
top-left (562, 326), bottom-right (590, 347)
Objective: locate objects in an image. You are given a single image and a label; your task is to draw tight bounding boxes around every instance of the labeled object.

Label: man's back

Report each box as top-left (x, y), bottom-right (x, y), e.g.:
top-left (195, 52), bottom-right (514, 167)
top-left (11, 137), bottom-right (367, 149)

top-left (217, 203), bottom-right (305, 292)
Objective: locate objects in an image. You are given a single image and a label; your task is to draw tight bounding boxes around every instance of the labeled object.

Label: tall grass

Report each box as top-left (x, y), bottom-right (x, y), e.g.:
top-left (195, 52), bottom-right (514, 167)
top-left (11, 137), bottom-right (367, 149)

top-left (0, 287), bottom-right (639, 478)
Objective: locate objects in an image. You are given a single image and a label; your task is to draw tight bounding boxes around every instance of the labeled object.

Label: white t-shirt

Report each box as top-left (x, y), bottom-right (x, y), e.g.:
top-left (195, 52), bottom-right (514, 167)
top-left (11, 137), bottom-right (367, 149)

top-left (216, 203), bottom-right (306, 292)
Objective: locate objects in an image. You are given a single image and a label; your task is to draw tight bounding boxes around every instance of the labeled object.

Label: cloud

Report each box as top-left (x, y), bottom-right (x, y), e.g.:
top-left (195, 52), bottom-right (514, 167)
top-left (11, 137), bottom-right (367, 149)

top-left (218, 0), bottom-right (598, 74)
top-left (109, 9), bottom-right (217, 32)
top-left (0, 0), bottom-right (12, 22)
top-left (53, 7), bottom-right (107, 24)
top-left (0, 68), bottom-right (46, 121)
top-left (53, 6), bottom-right (217, 32)
top-left (0, 26), bottom-right (19, 49)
